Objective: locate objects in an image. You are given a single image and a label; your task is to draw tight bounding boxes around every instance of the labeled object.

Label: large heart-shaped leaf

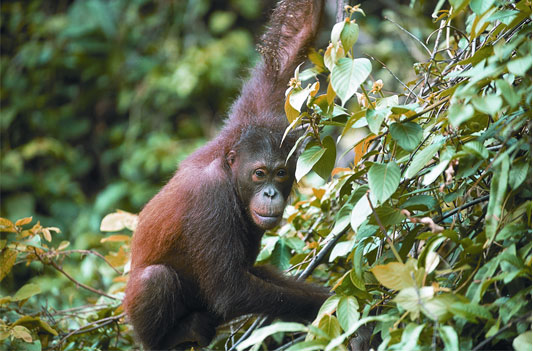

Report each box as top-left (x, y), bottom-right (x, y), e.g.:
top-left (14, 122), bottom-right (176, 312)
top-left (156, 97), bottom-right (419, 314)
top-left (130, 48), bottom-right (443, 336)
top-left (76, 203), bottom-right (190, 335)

top-left (368, 162), bottom-right (401, 204)
top-left (331, 58), bottom-right (371, 106)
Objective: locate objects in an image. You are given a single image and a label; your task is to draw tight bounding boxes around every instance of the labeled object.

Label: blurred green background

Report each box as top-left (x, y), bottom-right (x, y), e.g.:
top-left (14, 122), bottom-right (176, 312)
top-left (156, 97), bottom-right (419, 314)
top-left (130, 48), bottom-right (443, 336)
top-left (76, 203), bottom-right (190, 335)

top-left (1, 0), bottom-right (434, 289)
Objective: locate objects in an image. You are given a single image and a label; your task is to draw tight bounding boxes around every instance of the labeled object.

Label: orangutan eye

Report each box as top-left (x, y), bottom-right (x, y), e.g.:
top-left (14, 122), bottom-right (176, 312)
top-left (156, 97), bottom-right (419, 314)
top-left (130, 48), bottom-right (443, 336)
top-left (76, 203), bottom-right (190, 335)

top-left (277, 169), bottom-right (287, 177)
top-left (255, 170), bottom-right (266, 178)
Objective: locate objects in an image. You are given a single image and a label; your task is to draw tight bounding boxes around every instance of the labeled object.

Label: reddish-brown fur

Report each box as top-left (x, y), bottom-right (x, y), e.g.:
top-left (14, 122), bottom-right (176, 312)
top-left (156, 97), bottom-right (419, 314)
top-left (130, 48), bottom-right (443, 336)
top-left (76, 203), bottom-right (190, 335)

top-left (124, 1), bottom-right (328, 349)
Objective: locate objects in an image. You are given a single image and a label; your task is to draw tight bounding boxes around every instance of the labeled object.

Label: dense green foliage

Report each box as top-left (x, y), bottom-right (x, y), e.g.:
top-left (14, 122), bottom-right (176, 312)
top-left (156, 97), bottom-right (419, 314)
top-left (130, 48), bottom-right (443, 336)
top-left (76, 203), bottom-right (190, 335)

top-left (1, 0), bottom-right (531, 350)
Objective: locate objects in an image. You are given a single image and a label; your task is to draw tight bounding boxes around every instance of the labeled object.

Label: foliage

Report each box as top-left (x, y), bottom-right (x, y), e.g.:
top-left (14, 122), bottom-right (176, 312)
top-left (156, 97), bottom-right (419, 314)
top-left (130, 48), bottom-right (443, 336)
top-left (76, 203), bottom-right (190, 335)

top-left (1, 0), bottom-right (261, 237)
top-left (1, 0), bottom-right (531, 350)
top-left (0, 214), bottom-right (132, 350)
top-left (239, 0), bottom-right (532, 350)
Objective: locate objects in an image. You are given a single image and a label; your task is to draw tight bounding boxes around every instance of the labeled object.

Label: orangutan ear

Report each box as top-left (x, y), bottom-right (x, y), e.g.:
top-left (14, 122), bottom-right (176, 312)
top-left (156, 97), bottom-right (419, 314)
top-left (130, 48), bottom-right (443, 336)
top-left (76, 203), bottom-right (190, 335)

top-left (226, 150), bottom-right (237, 166)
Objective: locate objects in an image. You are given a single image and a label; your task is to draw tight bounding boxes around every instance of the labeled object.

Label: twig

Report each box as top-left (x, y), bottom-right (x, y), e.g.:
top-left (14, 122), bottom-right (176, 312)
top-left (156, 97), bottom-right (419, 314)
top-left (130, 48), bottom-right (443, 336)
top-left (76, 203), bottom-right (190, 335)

top-left (404, 95), bottom-right (451, 123)
top-left (298, 227), bottom-right (347, 280)
top-left (365, 54), bottom-right (418, 98)
top-left (273, 335), bottom-right (306, 351)
top-left (366, 192), bottom-right (403, 263)
top-left (59, 313), bottom-right (125, 345)
top-left (384, 16), bottom-right (431, 56)
top-left (35, 249), bottom-right (120, 301)
top-left (472, 314), bottom-right (531, 351)
top-left (434, 195), bottom-right (490, 224)
top-left (54, 249), bottom-right (122, 275)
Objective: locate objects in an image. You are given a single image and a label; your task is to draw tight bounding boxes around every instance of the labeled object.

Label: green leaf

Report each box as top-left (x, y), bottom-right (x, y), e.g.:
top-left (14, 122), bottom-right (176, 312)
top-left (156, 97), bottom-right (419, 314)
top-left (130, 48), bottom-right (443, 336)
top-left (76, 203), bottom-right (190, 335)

top-left (393, 287), bottom-right (434, 319)
top-left (368, 162), bottom-right (401, 204)
top-left (237, 322), bottom-right (307, 351)
top-left (507, 56), bottom-right (532, 76)
top-left (286, 340), bottom-right (328, 351)
top-left (295, 143), bottom-right (326, 182)
top-left (393, 323), bottom-right (425, 351)
top-left (472, 95), bottom-right (503, 115)
top-left (316, 295), bottom-right (341, 322)
top-left (371, 262), bottom-right (416, 290)
top-left (318, 315), bottom-right (342, 339)
top-left (389, 122), bottom-right (423, 151)
top-left (331, 203), bottom-right (353, 236)
top-left (12, 283), bottom-right (41, 301)
top-left (340, 22), bottom-right (359, 51)
top-left (330, 21), bottom-right (345, 44)
top-left (485, 154), bottom-right (509, 245)
top-left (509, 161), bottom-right (529, 190)
top-left (513, 331), bottom-right (532, 351)
top-left (423, 294), bottom-right (455, 321)
top-left (312, 136), bottom-right (336, 180)
top-left (337, 296), bottom-right (360, 332)
top-left (329, 239), bottom-right (355, 262)
top-left (289, 83), bottom-right (317, 112)
top-left (334, 185), bottom-right (369, 235)
top-left (401, 195), bottom-right (438, 211)
top-left (331, 58), bottom-right (372, 106)
top-left (351, 195), bottom-right (372, 232)
top-left (439, 326), bottom-right (459, 351)
top-left (463, 141), bottom-right (489, 159)
top-left (405, 140), bottom-right (444, 179)
top-left (495, 79), bottom-right (520, 108)
top-left (422, 157), bottom-right (451, 186)
top-left (448, 103), bottom-right (474, 127)
top-left (449, 302), bottom-right (492, 322)
top-left (271, 239), bottom-right (291, 270)
top-left (470, 0), bottom-right (496, 15)
top-left (366, 108), bottom-right (391, 135)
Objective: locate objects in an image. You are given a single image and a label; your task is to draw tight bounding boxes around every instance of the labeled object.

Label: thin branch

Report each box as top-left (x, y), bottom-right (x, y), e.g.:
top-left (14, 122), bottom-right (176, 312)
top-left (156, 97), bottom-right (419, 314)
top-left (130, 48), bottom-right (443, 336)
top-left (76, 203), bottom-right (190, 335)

top-left (59, 313), bottom-right (125, 345)
top-left (366, 54), bottom-right (418, 98)
top-left (384, 16), bottom-right (431, 56)
top-left (434, 195), bottom-right (490, 224)
top-left (54, 249), bottom-right (122, 275)
top-left (273, 335), bottom-right (306, 351)
top-left (35, 250), bottom-right (120, 301)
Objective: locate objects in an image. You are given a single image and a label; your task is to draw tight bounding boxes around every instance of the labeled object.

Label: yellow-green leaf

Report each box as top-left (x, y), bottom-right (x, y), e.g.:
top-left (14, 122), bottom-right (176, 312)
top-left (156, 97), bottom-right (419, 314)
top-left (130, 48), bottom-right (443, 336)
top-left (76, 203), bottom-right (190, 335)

top-left (12, 325), bottom-right (32, 342)
top-left (371, 262), bottom-right (416, 290)
top-left (0, 249), bottom-right (17, 282)
top-left (12, 283), bottom-right (41, 301)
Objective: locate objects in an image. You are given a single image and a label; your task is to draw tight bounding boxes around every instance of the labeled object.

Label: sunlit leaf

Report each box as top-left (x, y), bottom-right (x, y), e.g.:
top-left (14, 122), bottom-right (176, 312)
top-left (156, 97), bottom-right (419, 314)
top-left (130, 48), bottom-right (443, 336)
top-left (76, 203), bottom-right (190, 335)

top-left (12, 283), bottom-right (41, 301)
top-left (237, 322), bottom-right (307, 351)
top-left (12, 325), bottom-right (32, 342)
top-left (318, 314), bottom-right (342, 339)
top-left (371, 262), bottom-right (416, 290)
top-left (448, 103), bottom-right (474, 127)
top-left (295, 143), bottom-right (325, 182)
top-left (337, 296), bottom-right (359, 332)
top-left (368, 162), bottom-right (401, 204)
top-left (340, 22), bottom-right (359, 51)
top-left (100, 211), bottom-right (138, 232)
top-left (393, 287), bottom-right (434, 319)
top-left (366, 108), bottom-right (391, 135)
top-left (15, 217), bottom-right (33, 227)
top-left (513, 331), bottom-right (532, 351)
top-left (0, 249), bottom-right (17, 282)
top-left (331, 58), bottom-right (371, 106)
